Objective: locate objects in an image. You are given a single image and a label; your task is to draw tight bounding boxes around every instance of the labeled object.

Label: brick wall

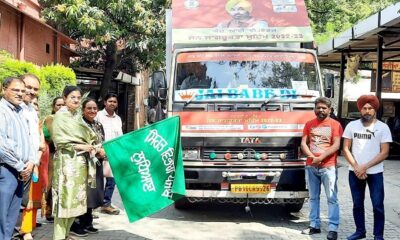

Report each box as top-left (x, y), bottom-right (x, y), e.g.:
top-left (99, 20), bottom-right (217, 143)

top-left (0, 4), bottom-right (19, 57)
top-left (0, 2), bottom-right (74, 66)
top-left (24, 18), bottom-right (54, 65)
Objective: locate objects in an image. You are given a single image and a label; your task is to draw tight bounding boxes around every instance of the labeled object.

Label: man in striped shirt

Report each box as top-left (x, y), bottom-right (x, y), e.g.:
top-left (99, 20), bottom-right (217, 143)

top-left (0, 77), bottom-right (35, 240)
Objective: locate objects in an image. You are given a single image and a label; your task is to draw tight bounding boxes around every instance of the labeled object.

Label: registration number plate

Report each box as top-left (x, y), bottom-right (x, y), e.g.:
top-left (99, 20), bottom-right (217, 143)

top-left (230, 184), bottom-right (271, 194)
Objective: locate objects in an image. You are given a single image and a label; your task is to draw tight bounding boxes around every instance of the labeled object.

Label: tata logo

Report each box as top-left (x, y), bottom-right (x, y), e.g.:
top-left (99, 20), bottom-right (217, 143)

top-left (240, 137), bottom-right (262, 144)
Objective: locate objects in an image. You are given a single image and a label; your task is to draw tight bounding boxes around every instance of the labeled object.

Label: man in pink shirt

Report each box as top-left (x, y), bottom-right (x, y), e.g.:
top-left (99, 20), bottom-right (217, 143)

top-left (96, 93), bottom-right (123, 215)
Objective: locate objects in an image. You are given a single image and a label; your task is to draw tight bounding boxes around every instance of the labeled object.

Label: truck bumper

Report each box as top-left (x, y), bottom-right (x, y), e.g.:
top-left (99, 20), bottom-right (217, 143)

top-left (185, 189), bottom-right (309, 199)
top-left (184, 166), bottom-right (307, 192)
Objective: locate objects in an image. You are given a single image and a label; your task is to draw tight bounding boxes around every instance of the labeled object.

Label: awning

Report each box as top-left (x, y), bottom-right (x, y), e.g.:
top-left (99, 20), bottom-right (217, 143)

top-left (74, 67), bottom-right (140, 86)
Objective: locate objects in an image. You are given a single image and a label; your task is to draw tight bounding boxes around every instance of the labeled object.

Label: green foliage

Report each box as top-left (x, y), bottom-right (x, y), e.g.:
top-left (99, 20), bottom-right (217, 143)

top-left (306, 0), bottom-right (400, 44)
top-left (0, 55), bottom-right (46, 90)
top-left (0, 50), bottom-right (13, 61)
top-left (39, 0), bottom-right (167, 74)
top-left (38, 90), bottom-right (55, 119)
top-left (0, 59), bottom-right (40, 79)
top-left (41, 64), bottom-right (76, 96)
top-left (0, 50), bottom-right (77, 118)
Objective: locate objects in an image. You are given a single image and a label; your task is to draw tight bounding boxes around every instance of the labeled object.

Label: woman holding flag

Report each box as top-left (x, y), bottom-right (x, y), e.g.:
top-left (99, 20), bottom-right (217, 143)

top-left (51, 86), bottom-right (98, 240)
top-left (69, 98), bottom-right (106, 236)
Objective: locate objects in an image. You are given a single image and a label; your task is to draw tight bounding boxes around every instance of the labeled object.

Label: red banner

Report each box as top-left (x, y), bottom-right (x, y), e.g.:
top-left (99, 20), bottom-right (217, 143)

top-left (177, 52), bottom-right (316, 63)
top-left (172, 0), bottom-right (310, 28)
top-left (175, 111), bottom-right (315, 135)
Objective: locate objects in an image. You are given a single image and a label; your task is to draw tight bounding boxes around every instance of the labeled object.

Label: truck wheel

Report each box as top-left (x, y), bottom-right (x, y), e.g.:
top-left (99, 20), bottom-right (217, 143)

top-left (174, 197), bottom-right (191, 210)
top-left (285, 199), bottom-right (305, 212)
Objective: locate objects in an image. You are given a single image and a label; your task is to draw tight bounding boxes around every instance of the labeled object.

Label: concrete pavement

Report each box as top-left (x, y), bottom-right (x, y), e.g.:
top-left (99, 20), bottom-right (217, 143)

top-left (32, 157), bottom-right (400, 239)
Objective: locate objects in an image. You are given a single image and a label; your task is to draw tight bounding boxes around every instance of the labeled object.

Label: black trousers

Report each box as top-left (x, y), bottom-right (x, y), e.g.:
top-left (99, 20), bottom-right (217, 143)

top-left (72, 208), bottom-right (93, 229)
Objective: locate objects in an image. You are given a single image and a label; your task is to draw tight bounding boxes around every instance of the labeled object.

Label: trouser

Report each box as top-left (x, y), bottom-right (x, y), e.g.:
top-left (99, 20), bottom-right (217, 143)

top-left (53, 217), bottom-right (75, 240)
top-left (349, 171), bottom-right (385, 238)
top-left (305, 166), bottom-right (340, 231)
top-left (20, 208), bottom-right (38, 234)
top-left (103, 177), bottom-right (116, 206)
top-left (0, 164), bottom-right (24, 240)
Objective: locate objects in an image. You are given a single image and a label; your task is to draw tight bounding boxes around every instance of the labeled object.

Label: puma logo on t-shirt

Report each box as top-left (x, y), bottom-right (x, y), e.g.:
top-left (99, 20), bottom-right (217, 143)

top-left (354, 132), bottom-right (372, 139)
top-left (366, 129), bottom-right (377, 137)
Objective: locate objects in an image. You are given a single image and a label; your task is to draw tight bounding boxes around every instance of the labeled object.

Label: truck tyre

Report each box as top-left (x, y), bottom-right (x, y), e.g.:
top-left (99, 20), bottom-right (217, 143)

top-left (174, 197), bottom-right (191, 210)
top-left (285, 199), bottom-right (305, 212)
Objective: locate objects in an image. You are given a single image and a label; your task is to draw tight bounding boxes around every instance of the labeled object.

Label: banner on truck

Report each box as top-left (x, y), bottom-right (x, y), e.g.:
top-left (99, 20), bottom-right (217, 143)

top-left (175, 111), bottom-right (316, 136)
top-left (172, 0), bottom-right (313, 44)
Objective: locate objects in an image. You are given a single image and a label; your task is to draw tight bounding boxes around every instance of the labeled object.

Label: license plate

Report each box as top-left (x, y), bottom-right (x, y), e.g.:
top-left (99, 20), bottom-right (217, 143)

top-left (230, 184), bottom-right (271, 194)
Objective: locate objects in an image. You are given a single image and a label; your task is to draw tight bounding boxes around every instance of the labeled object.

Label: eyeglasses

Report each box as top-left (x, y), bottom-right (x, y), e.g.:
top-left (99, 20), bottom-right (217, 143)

top-left (26, 85), bottom-right (39, 91)
top-left (8, 88), bottom-right (26, 94)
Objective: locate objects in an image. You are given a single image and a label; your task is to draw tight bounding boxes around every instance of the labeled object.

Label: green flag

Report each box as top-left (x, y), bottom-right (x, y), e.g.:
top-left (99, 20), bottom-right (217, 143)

top-left (103, 116), bottom-right (185, 222)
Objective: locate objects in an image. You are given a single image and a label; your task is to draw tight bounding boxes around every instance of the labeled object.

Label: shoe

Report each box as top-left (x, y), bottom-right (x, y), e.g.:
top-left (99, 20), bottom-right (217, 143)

top-left (69, 226), bottom-right (88, 237)
top-left (301, 226), bottom-right (321, 235)
top-left (347, 231), bottom-right (366, 240)
top-left (46, 216), bottom-right (54, 222)
top-left (22, 233), bottom-right (33, 240)
top-left (85, 226), bottom-right (99, 234)
top-left (327, 231), bottom-right (338, 240)
top-left (374, 236), bottom-right (384, 240)
top-left (35, 222), bottom-right (42, 227)
top-left (101, 205), bottom-right (120, 215)
top-left (92, 212), bottom-right (99, 219)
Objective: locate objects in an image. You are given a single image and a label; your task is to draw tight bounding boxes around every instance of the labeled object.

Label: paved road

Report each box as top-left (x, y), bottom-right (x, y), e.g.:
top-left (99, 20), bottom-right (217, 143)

top-left (33, 157), bottom-right (400, 239)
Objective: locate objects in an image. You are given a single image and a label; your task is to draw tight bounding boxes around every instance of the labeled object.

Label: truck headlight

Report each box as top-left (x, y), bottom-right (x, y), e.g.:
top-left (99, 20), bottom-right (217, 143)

top-left (183, 149), bottom-right (199, 160)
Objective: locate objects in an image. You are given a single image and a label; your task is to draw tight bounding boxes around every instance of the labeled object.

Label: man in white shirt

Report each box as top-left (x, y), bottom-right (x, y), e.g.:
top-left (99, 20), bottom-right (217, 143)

top-left (20, 74), bottom-right (41, 167)
top-left (96, 93), bottom-right (123, 215)
top-left (19, 74), bottom-right (41, 240)
top-left (342, 95), bottom-right (392, 240)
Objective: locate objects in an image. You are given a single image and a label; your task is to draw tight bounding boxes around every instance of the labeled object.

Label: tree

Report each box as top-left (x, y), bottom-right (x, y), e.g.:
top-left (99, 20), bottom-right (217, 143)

top-left (305, 0), bottom-right (399, 43)
top-left (39, 0), bottom-right (167, 100)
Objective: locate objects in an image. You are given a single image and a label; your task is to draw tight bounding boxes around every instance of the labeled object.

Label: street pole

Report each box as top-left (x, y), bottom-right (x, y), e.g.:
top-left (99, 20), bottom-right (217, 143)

top-left (338, 52), bottom-right (345, 120)
top-left (376, 35), bottom-right (383, 119)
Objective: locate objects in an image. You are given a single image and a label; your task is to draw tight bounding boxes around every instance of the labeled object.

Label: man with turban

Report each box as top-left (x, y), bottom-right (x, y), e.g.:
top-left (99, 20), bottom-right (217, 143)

top-left (216, 0), bottom-right (268, 28)
top-left (342, 95), bottom-right (392, 240)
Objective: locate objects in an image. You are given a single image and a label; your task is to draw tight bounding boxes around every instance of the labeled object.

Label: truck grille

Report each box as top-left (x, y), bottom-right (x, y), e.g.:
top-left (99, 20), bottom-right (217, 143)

top-left (202, 147), bottom-right (296, 161)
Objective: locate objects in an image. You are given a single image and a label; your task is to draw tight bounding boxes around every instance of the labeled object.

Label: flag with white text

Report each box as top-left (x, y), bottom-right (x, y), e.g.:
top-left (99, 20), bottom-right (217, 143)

top-left (103, 116), bottom-right (185, 222)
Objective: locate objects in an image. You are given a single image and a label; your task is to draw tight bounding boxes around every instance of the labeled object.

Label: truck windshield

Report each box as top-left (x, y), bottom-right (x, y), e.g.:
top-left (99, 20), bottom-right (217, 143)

top-left (174, 51), bottom-right (321, 102)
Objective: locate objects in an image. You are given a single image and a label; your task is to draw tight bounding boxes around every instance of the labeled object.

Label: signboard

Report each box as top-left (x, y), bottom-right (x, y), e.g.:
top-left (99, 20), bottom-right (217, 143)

top-left (172, 0), bottom-right (313, 44)
top-left (372, 62), bottom-right (400, 71)
top-left (176, 51), bottom-right (316, 63)
top-left (175, 111), bottom-right (316, 136)
top-left (371, 70), bottom-right (400, 93)
top-left (392, 71), bottom-right (400, 92)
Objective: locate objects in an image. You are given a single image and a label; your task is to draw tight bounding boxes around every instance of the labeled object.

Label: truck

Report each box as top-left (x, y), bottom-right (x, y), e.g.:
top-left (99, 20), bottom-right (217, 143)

top-left (149, 0), bottom-right (332, 212)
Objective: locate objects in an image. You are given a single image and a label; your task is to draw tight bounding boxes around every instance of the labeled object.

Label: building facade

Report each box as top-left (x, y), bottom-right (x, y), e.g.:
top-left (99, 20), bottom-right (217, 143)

top-left (0, 0), bottom-right (75, 65)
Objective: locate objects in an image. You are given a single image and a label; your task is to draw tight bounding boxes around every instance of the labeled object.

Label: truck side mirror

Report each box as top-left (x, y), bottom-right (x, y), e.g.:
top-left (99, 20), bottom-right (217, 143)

top-left (150, 71), bottom-right (167, 100)
top-left (324, 73), bottom-right (334, 98)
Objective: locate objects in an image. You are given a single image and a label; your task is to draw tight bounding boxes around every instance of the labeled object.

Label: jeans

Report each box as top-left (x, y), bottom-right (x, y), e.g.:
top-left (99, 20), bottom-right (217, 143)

top-left (349, 171), bottom-right (384, 238)
top-left (103, 177), bottom-right (116, 206)
top-left (305, 166), bottom-right (339, 231)
top-left (0, 164), bottom-right (24, 240)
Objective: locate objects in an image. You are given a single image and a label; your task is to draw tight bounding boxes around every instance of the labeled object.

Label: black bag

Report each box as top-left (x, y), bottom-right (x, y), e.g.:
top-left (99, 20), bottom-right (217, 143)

top-left (21, 176), bottom-right (32, 208)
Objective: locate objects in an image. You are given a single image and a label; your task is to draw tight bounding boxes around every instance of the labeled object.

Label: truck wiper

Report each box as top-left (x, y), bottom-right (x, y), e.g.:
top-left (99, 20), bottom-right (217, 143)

top-left (263, 93), bottom-right (316, 105)
top-left (184, 92), bottom-right (241, 106)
